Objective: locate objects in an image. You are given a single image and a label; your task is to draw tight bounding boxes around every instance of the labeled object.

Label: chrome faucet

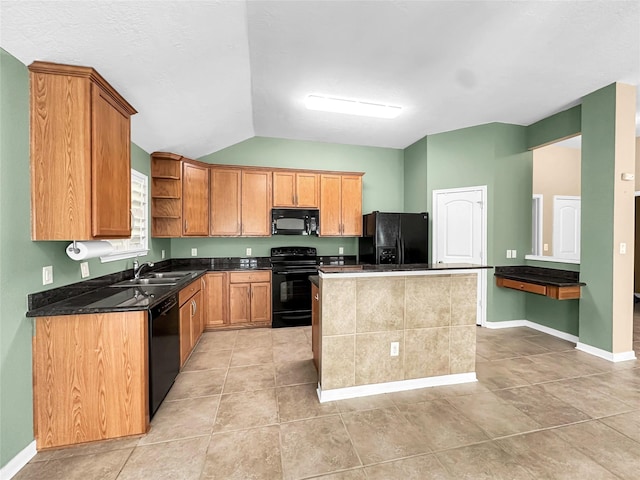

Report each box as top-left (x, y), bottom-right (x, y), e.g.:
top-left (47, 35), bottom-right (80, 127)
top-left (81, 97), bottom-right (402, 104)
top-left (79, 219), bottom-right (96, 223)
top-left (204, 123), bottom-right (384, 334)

top-left (133, 259), bottom-right (154, 279)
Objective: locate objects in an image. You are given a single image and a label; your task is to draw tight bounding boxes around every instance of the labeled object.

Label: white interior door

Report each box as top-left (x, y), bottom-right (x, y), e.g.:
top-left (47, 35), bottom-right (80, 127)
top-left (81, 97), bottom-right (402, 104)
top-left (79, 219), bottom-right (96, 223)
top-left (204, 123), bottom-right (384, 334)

top-left (553, 196), bottom-right (581, 261)
top-left (433, 186), bottom-right (487, 325)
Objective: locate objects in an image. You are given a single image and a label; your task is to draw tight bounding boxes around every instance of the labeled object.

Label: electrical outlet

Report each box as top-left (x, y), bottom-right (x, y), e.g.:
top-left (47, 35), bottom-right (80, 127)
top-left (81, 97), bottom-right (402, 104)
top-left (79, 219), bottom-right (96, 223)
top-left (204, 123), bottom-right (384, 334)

top-left (80, 262), bottom-right (90, 278)
top-left (390, 342), bottom-right (399, 357)
top-left (161, 249), bottom-right (165, 259)
top-left (506, 250), bottom-right (512, 259)
top-left (42, 266), bottom-right (53, 285)
top-left (246, 247), bottom-right (252, 256)
top-left (338, 247), bottom-right (344, 255)
top-left (191, 248), bottom-right (197, 257)
top-left (543, 243), bottom-right (549, 252)
top-left (620, 243), bottom-right (627, 254)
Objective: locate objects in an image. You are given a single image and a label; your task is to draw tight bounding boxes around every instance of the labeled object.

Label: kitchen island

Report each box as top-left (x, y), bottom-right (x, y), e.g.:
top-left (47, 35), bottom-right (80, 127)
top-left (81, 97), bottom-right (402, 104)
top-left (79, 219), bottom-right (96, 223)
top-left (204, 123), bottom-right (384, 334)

top-left (313, 264), bottom-right (490, 402)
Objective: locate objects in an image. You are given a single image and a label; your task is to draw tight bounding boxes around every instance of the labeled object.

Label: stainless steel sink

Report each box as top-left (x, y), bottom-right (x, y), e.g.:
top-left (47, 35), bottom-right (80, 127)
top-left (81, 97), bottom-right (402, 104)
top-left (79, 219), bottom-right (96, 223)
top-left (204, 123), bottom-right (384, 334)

top-left (110, 278), bottom-right (178, 287)
top-left (143, 272), bottom-right (190, 279)
top-left (109, 271), bottom-right (198, 288)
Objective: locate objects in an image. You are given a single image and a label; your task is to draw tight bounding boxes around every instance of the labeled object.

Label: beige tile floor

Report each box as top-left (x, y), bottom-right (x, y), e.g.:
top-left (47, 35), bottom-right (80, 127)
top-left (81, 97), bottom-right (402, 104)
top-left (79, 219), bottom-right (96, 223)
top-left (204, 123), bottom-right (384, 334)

top-left (15, 307), bottom-right (640, 480)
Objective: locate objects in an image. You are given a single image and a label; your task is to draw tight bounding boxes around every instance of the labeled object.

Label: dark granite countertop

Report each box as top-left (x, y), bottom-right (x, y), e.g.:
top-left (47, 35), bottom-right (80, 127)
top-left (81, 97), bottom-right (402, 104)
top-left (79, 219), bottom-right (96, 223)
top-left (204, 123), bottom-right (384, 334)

top-left (319, 263), bottom-right (492, 274)
top-left (494, 265), bottom-right (585, 287)
top-left (27, 257), bottom-right (272, 318)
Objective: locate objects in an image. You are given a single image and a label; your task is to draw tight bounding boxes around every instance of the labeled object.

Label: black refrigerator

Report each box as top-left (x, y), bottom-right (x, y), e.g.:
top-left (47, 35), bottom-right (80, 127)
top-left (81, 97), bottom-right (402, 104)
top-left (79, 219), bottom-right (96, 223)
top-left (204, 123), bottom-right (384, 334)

top-left (358, 212), bottom-right (429, 264)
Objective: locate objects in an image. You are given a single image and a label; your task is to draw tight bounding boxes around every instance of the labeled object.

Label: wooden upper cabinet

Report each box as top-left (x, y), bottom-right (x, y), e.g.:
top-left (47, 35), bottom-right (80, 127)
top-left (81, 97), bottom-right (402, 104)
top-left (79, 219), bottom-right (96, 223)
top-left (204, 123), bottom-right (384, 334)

top-left (182, 161), bottom-right (209, 236)
top-left (29, 61), bottom-right (136, 240)
top-left (319, 174), bottom-right (363, 236)
top-left (241, 169), bottom-right (272, 236)
top-left (340, 175), bottom-right (363, 236)
top-left (319, 174), bottom-right (342, 236)
top-left (151, 152), bottom-right (182, 237)
top-left (210, 168), bottom-right (242, 236)
top-left (273, 171), bottom-right (319, 208)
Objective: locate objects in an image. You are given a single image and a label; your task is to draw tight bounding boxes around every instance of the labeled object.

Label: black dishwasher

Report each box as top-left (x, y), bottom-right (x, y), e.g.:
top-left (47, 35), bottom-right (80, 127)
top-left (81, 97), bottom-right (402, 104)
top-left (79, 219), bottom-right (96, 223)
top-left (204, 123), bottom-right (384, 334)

top-left (148, 295), bottom-right (180, 417)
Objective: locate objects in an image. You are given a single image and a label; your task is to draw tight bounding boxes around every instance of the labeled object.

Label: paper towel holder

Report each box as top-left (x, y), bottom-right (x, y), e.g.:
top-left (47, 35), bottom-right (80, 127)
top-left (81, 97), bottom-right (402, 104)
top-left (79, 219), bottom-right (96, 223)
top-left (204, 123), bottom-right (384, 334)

top-left (68, 241), bottom-right (81, 255)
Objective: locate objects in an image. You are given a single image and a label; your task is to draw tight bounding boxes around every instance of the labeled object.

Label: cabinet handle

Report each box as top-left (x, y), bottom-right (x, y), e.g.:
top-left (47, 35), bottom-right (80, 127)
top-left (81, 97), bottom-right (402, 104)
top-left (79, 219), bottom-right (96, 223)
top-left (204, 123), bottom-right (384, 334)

top-left (191, 299), bottom-right (196, 316)
top-left (185, 220), bottom-right (188, 232)
top-left (314, 294), bottom-right (318, 300)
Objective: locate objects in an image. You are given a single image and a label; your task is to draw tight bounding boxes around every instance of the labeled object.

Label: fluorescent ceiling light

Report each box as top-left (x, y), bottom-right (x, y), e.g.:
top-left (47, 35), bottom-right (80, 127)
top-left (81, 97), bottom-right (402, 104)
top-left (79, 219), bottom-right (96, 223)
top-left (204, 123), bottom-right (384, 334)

top-left (306, 95), bottom-right (402, 119)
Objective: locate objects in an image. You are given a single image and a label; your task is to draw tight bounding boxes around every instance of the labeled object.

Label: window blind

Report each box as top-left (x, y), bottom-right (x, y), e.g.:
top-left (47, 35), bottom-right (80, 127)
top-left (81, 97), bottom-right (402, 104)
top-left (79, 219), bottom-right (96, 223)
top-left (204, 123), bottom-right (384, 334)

top-left (102, 169), bottom-right (149, 262)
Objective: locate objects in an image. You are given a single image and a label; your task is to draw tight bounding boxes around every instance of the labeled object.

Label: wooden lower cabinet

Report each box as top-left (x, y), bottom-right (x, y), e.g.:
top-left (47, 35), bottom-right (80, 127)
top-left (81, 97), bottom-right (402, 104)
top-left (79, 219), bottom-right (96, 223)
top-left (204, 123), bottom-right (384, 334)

top-left (33, 312), bottom-right (149, 450)
top-left (204, 272), bottom-right (228, 328)
top-left (179, 279), bottom-right (203, 367)
top-left (204, 270), bottom-right (271, 330)
top-left (229, 271), bottom-right (272, 326)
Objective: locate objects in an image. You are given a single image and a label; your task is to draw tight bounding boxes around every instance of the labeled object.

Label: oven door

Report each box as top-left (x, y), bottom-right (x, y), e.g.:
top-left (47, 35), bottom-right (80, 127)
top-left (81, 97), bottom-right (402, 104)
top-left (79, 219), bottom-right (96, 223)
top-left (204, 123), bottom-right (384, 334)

top-left (271, 268), bottom-right (317, 328)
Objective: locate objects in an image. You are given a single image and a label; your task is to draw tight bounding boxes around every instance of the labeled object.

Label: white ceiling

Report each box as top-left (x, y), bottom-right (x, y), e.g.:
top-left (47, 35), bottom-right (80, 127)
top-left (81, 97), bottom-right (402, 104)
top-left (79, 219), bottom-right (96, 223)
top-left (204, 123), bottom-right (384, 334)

top-left (1, 1), bottom-right (639, 159)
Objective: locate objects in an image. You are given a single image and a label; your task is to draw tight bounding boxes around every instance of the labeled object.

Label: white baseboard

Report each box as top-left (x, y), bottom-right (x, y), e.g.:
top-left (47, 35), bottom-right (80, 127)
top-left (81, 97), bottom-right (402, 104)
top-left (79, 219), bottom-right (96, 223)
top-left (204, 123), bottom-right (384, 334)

top-left (576, 342), bottom-right (637, 362)
top-left (485, 319), bottom-right (579, 343)
top-left (0, 440), bottom-right (36, 480)
top-left (485, 320), bottom-right (637, 363)
top-left (317, 372), bottom-right (477, 403)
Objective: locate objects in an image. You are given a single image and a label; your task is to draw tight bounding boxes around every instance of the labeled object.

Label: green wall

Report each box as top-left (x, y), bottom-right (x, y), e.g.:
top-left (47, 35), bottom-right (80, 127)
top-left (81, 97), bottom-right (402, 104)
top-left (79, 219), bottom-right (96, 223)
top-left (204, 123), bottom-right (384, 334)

top-left (404, 123), bottom-right (532, 324)
top-left (526, 105), bottom-right (582, 149)
top-left (578, 84), bottom-right (618, 351)
top-left (169, 137), bottom-right (405, 258)
top-left (403, 137), bottom-right (428, 212)
top-left (0, 49), bottom-right (169, 468)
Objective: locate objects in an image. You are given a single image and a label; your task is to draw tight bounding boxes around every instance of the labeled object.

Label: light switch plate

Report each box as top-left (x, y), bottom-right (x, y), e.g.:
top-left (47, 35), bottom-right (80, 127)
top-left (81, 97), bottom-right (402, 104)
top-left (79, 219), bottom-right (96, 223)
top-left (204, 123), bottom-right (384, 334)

top-left (511, 250), bottom-right (517, 258)
top-left (246, 247), bottom-right (252, 256)
top-left (338, 247), bottom-right (344, 254)
top-left (161, 249), bottom-right (165, 259)
top-left (390, 342), bottom-right (399, 357)
top-left (506, 250), bottom-right (512, 259)
top-left (42, 266), bottom-right (53, 285)
top-left (80, 262), bottom-right (90, 278)
top-left (191, 248), bottom-right (197, 257)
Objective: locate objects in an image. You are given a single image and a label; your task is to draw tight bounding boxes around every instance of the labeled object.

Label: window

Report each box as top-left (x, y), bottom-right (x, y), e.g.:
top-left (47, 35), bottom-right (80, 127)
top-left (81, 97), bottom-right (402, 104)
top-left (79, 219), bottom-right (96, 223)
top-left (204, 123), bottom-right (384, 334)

top-left (101, 169), bottom-right (149, 262)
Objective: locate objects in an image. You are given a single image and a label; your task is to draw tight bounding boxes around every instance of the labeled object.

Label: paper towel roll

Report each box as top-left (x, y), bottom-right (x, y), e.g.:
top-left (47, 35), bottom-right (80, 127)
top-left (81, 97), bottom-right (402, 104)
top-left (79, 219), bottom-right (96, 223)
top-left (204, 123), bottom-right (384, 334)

top-left (66, 241), bottom-right (114, 261)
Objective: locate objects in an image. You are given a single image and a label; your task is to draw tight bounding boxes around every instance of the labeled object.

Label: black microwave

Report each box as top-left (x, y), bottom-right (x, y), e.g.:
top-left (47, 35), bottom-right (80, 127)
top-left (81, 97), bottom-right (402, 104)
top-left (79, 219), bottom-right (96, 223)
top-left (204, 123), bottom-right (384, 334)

top-left (272, 209), bottom-right (319, 236)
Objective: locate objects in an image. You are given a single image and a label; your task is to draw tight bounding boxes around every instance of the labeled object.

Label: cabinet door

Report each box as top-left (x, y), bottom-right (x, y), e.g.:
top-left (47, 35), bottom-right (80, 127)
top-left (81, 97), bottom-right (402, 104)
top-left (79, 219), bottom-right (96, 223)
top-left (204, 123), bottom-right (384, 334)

top-left (91, 84), bottom-right (131, 238)
top-left (296, 172), bottom-right (319, 208)
top-left (210, 168), bottom-right (242, 236)
top-left (190, 290), bottom-right (203, 348)
top-left (179, 301), bottom-right (192, 367)
top-left (273, 171), bottom-right (296, 207)
top-left (229, 283), bottom-right (251, 324)
top-left (204, 272), bottom-right (228, 328)
top-left (242, 170), bottom-right (272, 236)
top-left (319, 174), bottom-right (342, 236)
top-left (340, 175), bottom-right (363, 236)
top-left (182, 162), bottom-right (209, 236)
top-left (250, 282), bottom-right (271, 324)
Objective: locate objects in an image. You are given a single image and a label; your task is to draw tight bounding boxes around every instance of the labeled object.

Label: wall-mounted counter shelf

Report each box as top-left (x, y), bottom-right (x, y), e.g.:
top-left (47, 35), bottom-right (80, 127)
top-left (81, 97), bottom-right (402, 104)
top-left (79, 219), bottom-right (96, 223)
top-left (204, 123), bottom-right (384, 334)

top-left (495, 265), bottom-right (585, 300)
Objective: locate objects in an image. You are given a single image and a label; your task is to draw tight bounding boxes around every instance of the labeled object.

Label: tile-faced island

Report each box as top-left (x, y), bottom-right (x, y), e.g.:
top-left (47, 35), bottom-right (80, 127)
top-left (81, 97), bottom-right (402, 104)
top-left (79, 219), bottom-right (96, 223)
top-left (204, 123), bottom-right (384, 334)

top-left (312, 264), bottom-right (490, 402)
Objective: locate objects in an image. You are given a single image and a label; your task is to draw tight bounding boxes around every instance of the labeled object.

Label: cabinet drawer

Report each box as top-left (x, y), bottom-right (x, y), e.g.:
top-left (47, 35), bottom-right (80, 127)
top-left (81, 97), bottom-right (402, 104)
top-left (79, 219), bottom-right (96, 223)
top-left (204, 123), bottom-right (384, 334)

top-left (229, 270), bottom-right (271, 284)
top-left (179, 279), bottom-right (202, 305)
top-left (497, 278), bottom-right (546, 295)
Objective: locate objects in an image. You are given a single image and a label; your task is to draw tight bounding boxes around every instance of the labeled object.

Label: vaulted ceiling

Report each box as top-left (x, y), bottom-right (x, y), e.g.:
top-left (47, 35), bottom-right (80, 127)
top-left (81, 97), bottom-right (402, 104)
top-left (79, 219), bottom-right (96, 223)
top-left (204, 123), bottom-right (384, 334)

top-left (1, 1), bottom-right (639, 159)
